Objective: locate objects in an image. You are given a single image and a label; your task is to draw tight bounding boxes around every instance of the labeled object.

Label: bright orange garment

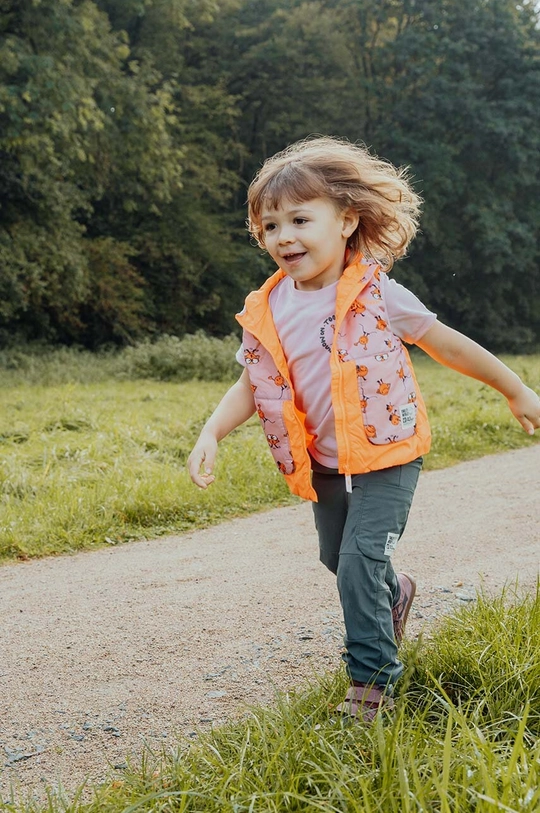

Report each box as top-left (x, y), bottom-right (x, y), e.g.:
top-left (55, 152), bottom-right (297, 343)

top-left (236, 258), bottom-right (431, 501)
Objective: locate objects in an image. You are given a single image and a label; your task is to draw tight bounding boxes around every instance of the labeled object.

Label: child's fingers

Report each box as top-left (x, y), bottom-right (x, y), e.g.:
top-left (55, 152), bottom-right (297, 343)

top-left (197, 471), bottom-right (216, 488)
top-left (187, 450), bottom-right (207, 488)
top-left (519, 410), bottom-right (540, 434)
top-left (525, 412), bottom-right (540, 434)
top-left (526, 398), bottom-right (540, 434)
top-left (514, 411), bottom-right (537, 435)
top-left (201, 446), bottom-right (216, 477)
top-left (521, 418), bottom-right (535, 435)
top-left (199, 460), bottom-right (216, 487)
top-left (188, 464), bottom-right (206, 488)
top-left (190, 467), bottom-right (215, 489)
top-left (509, 387), bottom-right (540, 435)
top-left (187, 442), bottom-right (217, 488)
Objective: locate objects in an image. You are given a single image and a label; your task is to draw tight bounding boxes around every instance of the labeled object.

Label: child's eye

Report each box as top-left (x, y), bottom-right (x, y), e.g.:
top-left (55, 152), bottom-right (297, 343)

top-left (263, 223), bottom-right (276, 232)
top-left (294, 217), bottom-right (308, 225)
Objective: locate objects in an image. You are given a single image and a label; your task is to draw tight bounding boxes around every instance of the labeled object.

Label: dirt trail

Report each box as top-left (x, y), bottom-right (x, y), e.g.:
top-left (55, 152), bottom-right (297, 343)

top-left (1, 445), bottom-right (539, 804)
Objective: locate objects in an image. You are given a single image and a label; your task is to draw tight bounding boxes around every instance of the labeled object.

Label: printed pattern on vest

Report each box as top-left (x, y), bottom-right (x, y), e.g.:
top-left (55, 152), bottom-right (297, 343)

top-left (243, 337), bottom-right (296, 475)
top-left (239, 260), bottom-right (428, 492)
top-left (337, 268), bottom-right (417, 445)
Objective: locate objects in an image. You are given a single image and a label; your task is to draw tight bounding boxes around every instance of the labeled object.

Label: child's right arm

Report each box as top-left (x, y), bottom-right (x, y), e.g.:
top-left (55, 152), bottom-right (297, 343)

top-left (187, 367), bottom-right (256, 489)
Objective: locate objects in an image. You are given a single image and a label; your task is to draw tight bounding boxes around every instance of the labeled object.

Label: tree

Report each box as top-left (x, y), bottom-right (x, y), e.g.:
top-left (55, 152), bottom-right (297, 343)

top-left (206, 0), bottom-right (540, 350)
top-left (0, 0), bottom-right (182, 345)
top-left (93, 0), bottom-right (253, 337)
top-left (382, 0), bottom-right (540, 350)
top-left (1, 0), bottom-right (538, 349)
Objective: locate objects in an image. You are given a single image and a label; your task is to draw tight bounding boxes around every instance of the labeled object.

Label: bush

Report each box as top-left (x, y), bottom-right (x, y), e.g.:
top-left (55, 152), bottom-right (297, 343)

top-left (0, 344), bottom-right (122, 384)
top-left (0, 333), bottom-right (242, 385)
top-left (118, 332), bottom-right (241, 381)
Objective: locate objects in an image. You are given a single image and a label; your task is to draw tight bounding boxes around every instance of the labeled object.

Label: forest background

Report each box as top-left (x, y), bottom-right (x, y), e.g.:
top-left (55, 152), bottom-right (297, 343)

top-left (1, 0), bottom-right (540, 354)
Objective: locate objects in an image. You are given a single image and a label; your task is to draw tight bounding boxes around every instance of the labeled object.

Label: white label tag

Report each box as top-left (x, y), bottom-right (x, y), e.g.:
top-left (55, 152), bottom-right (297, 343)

top-left (384, 532), bottom-right (400, 556)
top-left (399, 403), bottom-right (416, 429)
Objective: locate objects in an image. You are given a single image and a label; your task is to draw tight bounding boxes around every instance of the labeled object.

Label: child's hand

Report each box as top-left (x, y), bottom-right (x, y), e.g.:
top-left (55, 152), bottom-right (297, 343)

top-left (187, 433), bottom-right (218, 489)
top-left (508, 385), bottom-right (540, 435)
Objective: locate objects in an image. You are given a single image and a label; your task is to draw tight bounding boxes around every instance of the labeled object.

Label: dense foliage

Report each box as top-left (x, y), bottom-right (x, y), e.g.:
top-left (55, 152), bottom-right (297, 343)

top-left (1, 0), bottom-right (539, 351)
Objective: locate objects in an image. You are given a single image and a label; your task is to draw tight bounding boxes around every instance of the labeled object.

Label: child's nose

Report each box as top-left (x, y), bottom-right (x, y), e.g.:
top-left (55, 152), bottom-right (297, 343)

top-left (278, 227), bottom-right (295, 245)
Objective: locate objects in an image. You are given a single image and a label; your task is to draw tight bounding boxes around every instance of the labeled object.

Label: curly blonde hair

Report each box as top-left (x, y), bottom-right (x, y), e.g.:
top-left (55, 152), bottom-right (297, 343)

top-left (247, 136), bottom-right (422, 271)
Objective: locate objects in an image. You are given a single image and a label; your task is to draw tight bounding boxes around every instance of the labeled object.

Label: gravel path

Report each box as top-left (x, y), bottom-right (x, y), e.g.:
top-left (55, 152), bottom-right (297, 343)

top-left (1, 445), bottom-right (539, 804)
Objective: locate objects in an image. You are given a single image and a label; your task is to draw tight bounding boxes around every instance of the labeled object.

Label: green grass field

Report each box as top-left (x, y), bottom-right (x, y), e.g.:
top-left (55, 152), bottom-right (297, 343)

top-left (1, 351), bottom-right (540, 811)
top-left (4, 588), bottom-right (540, 812)
top-left (1, 352), bottom-right (539, 562)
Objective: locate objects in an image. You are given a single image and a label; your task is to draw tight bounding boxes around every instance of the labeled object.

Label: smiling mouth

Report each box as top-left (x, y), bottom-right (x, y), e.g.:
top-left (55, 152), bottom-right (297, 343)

top-left (282, 252), bottom-right (306, 262)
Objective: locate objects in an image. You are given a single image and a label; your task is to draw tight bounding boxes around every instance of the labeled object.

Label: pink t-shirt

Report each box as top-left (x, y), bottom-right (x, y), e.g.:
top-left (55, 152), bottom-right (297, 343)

top-left (237, 273), bottom-right (436, 467)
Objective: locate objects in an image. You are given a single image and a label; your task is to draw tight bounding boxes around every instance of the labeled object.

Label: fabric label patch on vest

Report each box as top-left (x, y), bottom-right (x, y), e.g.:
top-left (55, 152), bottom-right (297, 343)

top-left (399, 403), bottom-right (416, 430)
top-left (384, 532), bottom-right (400, 556)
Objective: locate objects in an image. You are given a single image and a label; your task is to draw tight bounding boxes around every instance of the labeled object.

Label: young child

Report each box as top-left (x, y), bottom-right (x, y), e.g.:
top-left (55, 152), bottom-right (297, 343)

top-left (188, 136), bottom-right (540, 722)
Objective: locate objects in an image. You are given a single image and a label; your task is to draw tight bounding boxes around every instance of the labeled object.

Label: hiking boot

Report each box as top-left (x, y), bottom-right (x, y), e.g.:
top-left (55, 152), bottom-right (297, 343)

top-left (392, 572), bottom-right (416, 644)
top-left (336, 682), bottom-right (395, 722)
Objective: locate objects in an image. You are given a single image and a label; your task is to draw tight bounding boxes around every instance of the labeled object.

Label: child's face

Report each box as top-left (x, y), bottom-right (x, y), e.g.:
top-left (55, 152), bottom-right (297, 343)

top-left (260, 197), bottom-right (358, 291)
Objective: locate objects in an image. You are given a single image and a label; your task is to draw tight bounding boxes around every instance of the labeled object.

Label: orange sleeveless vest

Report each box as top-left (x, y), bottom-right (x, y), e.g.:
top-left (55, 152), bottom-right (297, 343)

top-left (236, 258), bottom-right (431, 501)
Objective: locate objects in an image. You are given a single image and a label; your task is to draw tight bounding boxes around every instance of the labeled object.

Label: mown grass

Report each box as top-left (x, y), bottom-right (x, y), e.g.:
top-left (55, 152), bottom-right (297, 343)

top-left (0, 380), bottom-right (293, 560)
top-left (4, 587), bottom-right (540, 812)
top-left (0, 351), bottom-right (539, 562)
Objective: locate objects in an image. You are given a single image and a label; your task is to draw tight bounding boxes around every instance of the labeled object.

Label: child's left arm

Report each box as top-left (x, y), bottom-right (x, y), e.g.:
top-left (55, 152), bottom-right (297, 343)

top-left (416, 321), bottom-right (540, 435)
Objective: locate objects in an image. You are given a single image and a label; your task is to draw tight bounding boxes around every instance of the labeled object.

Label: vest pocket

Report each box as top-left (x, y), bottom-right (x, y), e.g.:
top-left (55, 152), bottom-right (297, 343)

top-left (354, 349), bottom-right (418, 446)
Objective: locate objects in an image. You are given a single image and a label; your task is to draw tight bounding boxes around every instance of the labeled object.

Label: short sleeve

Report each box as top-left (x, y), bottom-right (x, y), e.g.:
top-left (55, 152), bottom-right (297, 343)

top-left (236, 343), bottom-right (246, 367)
top-left (383, 276), bottom-right (437, 344)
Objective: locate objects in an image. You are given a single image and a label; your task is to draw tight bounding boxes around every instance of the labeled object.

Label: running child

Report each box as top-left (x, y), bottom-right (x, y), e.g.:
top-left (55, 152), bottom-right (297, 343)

top-left (187, 136), bottom-right (540, 721)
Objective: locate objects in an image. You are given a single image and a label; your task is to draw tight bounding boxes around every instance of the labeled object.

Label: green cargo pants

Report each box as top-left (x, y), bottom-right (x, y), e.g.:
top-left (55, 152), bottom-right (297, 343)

top-left (311, 457), bottom-right (423, 687)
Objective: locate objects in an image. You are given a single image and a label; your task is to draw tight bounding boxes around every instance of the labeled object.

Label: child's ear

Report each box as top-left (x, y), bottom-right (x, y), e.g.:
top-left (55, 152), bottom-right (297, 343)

top-left (341, 208), bottom-right (359, 239)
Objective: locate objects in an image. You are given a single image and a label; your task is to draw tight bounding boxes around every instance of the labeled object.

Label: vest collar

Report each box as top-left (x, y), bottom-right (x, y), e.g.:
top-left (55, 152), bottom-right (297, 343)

top-left (334, 257), bottom-right (375, 326)
top-left (236, 256), bottom-right (376, 332)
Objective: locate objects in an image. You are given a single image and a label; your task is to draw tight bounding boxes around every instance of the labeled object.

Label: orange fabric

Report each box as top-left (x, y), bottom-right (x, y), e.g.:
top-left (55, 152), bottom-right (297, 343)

top-left (236, 259), bottom-right (431, 501)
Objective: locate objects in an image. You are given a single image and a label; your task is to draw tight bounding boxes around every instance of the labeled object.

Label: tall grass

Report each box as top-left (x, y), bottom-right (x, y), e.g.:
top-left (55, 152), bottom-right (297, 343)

top-left (4, 589), bottom-right (540, 812)
top-left (0, 334), bottom-right (240, 386)
top-left (0, 347), bottom-right (538, 561)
